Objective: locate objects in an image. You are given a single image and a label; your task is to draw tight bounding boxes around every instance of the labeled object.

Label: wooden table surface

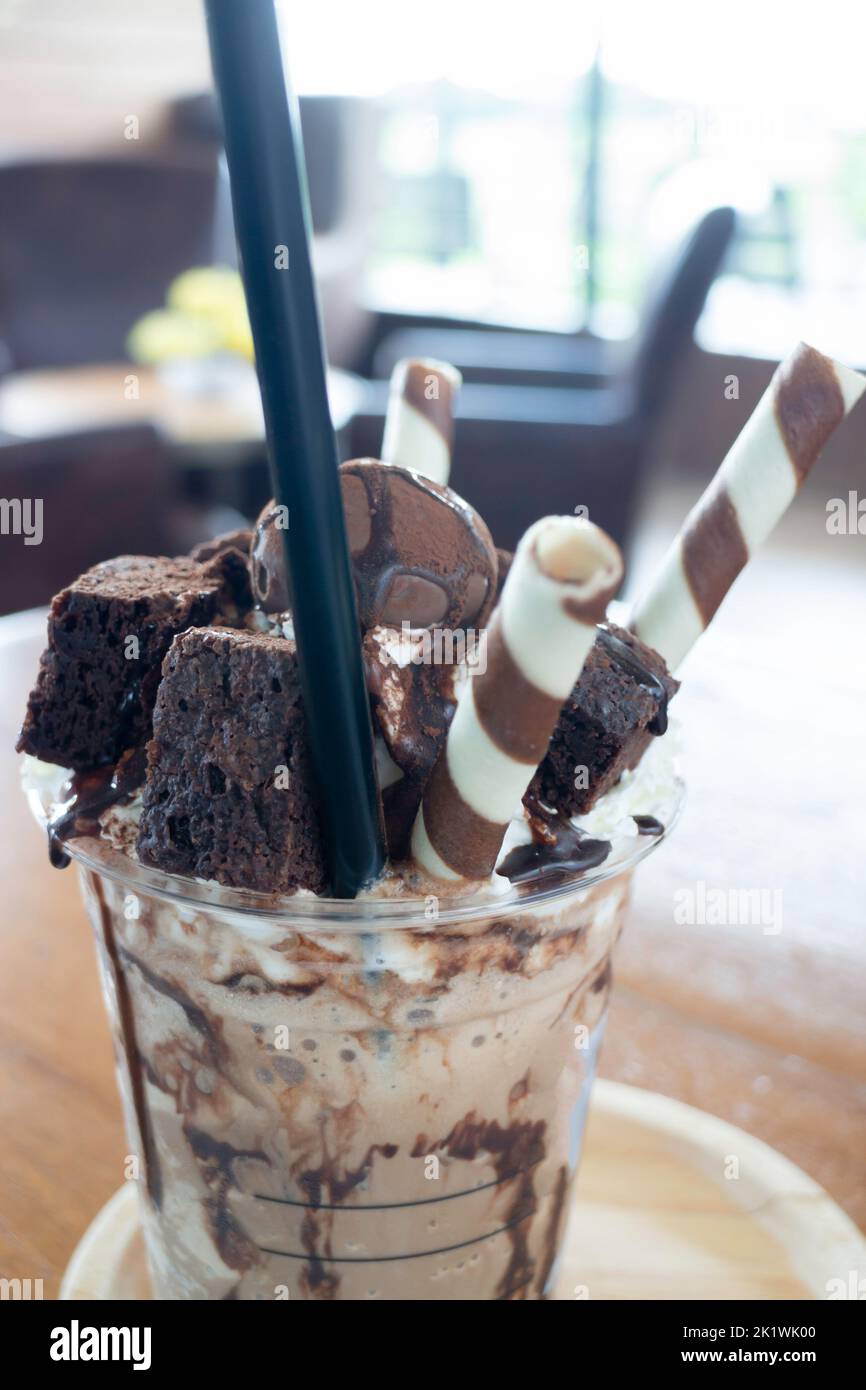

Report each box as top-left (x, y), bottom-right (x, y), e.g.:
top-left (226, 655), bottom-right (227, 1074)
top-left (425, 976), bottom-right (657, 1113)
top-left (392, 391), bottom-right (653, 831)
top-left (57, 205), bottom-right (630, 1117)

top-left (0, 507), bottom-right (863, 1297)
top-left (0, 362), bottom-right (364, 451)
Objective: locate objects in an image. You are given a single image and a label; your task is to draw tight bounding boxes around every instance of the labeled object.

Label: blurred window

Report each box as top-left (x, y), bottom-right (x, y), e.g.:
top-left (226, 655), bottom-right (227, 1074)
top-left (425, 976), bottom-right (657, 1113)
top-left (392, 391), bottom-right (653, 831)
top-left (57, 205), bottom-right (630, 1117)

top-left (283, 0), bottom-right (866, 358)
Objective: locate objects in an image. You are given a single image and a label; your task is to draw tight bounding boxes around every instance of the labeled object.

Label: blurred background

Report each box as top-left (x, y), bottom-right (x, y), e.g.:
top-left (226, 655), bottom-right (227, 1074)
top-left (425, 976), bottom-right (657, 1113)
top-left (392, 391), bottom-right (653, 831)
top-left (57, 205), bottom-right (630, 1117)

top-left (1, 0), bottom-right (865, 607)
top-left (0, 0), bottom-right (864, 1281)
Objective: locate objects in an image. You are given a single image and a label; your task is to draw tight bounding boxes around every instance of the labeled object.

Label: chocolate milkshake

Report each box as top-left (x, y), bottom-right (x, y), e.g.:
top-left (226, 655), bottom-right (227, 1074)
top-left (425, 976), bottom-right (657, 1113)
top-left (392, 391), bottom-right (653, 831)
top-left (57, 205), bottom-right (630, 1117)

top-left (73, 843), bottom-right (636, 1300)
top-left (18, 342), bottom-right (861, 1299)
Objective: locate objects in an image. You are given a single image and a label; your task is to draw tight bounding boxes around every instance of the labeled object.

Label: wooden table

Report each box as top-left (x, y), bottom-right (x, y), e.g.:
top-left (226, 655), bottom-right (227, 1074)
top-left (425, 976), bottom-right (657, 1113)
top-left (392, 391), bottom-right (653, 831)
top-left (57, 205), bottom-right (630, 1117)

top-left (0, 362), bottom-right (365, 453)
top-left (1, 507), bottom-right (863, 1296)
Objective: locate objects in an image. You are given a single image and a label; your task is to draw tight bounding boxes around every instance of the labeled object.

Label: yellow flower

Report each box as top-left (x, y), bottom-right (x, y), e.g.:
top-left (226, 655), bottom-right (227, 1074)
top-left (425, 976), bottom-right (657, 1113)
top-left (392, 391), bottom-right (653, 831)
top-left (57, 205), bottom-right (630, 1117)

top-left (128, 267), bottom-right (255, 363)
top-left (170, 268), bottom-right (254, 360)
top-left (127, 309), bottom-right (221, 364)
top-left (219, 302), bottom-right (255, 361)
top-left (168, 266), bottom-right (246, 320)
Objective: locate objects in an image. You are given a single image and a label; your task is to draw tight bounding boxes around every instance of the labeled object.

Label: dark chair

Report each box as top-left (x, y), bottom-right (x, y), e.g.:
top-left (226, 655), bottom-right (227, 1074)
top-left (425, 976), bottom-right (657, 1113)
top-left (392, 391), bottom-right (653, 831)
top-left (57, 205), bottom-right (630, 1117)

top-left (0, 425), bottom-right (176, 614)
top-left (166, 91), bottom-right (356, 237)
top-left (164, 92), bottom-right (378, 367)
top-left (355, 206), bottom-right (737, 551)
top-left (0, 157), bottom-right (225, 372)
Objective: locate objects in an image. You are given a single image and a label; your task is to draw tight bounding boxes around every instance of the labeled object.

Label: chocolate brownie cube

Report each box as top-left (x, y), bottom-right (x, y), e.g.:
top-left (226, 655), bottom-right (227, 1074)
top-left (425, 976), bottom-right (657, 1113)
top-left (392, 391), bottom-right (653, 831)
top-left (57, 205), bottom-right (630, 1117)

top-left (17, 554), bottom-right (249, 772)
top-left (190, 528), bottom-right (254, 611)
top-left (525, 623), bottom-right (679, 816)
top-left (189, 528), bottom-right (253, 565)
top-left (137, 628), bottom-right (328, 895)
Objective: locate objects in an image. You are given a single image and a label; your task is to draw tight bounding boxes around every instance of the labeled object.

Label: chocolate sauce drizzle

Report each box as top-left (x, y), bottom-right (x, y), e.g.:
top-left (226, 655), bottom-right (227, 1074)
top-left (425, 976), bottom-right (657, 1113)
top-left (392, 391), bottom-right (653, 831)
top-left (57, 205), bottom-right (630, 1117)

top-left (633, 814), bottom-right (664, 837)
top-left (91, 873), bottom-right (163, 1209)
top-left (47, 748), bottom-right (146, 868)
top-left (598, 627), bottom-right (669, 735)
top-left (500, 818), bottom-right (611, 885)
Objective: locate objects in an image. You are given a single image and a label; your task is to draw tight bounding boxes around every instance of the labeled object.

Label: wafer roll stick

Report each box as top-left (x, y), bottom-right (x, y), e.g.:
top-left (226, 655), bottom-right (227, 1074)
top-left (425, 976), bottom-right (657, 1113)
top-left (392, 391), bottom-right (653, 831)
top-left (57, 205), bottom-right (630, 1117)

top-left (381, 357), bottom-right (462, 485)
top-left (631, 343), bottom-right (865, 671)
top-left (412, 516), bottom-right (623, 882)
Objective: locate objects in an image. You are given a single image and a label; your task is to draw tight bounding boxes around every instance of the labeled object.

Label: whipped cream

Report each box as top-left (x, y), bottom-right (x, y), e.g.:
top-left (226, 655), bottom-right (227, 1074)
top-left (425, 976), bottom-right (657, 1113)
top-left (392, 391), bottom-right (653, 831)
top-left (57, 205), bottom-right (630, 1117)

top-left (87, 721), bottom-right (681, 899)
top-left (22, 645), bottom-right (682, 905)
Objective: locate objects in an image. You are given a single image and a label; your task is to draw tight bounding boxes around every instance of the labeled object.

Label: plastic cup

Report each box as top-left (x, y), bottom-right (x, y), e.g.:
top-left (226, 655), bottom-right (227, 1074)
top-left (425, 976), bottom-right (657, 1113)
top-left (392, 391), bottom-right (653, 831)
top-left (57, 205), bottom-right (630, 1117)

top-left (25, 759), bottom-right (681, 1301)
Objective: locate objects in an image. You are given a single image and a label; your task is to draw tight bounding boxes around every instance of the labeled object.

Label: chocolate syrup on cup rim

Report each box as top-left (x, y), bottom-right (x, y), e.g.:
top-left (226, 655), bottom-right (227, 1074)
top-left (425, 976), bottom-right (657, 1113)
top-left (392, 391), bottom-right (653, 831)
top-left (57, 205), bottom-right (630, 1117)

top-left (23, 763), bottom-right (685, 928)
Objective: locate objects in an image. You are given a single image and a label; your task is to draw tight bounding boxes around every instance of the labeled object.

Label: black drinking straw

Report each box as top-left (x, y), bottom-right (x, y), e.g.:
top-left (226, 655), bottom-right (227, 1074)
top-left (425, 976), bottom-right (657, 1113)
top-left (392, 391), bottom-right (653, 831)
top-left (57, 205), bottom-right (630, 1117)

top-left (205, 0), bottom-right (385, 896)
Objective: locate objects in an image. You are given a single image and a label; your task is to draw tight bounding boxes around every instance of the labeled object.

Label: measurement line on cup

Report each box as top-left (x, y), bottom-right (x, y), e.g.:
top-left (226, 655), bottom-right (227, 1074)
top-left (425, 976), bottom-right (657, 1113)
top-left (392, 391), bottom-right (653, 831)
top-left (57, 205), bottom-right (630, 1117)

top-left (250, 1161), bottom-right (541, 1212)
top-left (258, 1211), bottom-right (532, 1263)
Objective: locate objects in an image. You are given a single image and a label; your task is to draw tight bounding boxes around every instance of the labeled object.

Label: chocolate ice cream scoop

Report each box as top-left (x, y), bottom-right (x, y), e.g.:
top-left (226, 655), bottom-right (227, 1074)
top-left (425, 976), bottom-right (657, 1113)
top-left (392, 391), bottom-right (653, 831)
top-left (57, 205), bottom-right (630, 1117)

top-left (251, 461), bottom-right (498, 629)
top-left (250, 503), bottom-right (292, 614)
top-left (341, 459), bottom-right (497, 631)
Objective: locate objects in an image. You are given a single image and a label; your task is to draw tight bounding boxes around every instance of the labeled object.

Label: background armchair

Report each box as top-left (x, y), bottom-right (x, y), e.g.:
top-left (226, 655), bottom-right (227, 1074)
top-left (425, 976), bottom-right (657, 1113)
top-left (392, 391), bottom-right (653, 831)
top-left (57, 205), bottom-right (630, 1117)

top-left (352, 205), bottom-right (737, 549)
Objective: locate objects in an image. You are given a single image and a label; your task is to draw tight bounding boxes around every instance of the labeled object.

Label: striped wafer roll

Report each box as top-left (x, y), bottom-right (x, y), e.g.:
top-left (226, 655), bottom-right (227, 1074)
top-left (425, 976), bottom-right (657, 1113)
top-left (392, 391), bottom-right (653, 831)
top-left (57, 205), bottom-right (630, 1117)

top-left (412, 516), bottom-right (623, 882)
top-left (381, 357), bottom-right (462, 486)
top-left (631, 343), bottom-right (865, 671)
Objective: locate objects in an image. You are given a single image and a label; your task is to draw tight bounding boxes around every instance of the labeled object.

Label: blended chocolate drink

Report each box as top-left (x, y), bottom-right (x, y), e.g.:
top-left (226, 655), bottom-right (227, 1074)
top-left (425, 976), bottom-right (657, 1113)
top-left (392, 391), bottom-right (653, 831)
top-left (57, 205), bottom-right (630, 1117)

top-left (22, 344), bottom-right (853, 1299)
top-left (73, 843), bottom-right (637, 1300)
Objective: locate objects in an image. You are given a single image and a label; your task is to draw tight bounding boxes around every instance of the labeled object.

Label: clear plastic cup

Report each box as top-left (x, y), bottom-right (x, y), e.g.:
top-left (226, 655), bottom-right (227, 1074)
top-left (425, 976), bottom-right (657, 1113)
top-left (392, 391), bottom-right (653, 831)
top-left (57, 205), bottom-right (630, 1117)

top-left (27, 764), bottom-right (682, 1301)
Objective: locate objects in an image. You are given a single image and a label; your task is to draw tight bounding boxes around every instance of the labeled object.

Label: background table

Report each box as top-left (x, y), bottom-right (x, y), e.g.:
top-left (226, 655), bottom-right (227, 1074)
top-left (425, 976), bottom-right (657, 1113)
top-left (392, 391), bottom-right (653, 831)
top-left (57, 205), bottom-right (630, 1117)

top-left (0, 499), bottom-right (863, 1297)
top-left (0, 361), bottom-right (365, 451)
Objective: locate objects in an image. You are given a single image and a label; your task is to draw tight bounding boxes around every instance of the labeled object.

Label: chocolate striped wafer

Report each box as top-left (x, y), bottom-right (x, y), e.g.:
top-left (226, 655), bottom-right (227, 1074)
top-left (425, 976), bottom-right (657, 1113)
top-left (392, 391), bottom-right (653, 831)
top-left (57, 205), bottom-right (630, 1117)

top-left (381, 357), bottom-right (462, 486)
top-left (631, 342), bottom-right (865, 670)
top-left (411, 516), bottom-right (623, 882)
